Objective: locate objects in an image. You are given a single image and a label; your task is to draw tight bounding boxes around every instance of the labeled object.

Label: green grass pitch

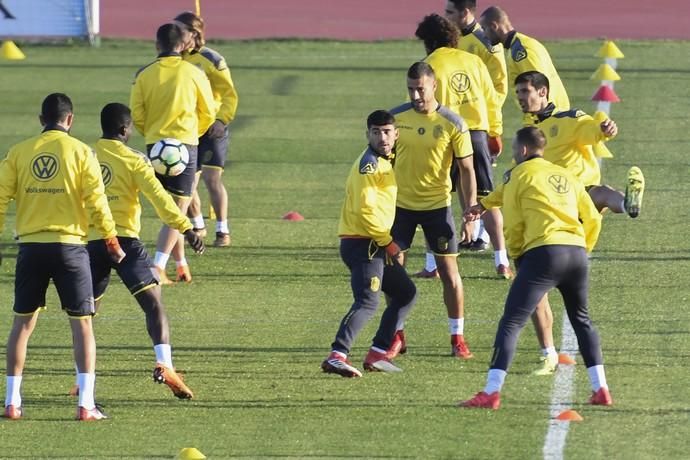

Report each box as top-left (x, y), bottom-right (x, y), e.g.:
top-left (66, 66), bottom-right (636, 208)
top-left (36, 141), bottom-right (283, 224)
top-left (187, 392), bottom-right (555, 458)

top-left (0, 38), bottom-right (688, 459)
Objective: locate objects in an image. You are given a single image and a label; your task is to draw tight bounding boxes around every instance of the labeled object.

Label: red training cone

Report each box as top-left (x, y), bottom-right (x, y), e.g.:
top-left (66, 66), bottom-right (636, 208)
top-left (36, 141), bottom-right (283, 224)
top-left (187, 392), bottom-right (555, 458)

top-left (591, 85), bottom-right (620, 103)
top-left (282, 211), bottom-right (304, 221)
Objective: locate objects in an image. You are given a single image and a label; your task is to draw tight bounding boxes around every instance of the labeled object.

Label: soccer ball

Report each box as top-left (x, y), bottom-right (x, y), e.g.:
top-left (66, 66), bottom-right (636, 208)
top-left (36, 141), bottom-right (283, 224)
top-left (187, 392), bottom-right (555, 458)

top-left (148, 138), bottom-right (189, 177)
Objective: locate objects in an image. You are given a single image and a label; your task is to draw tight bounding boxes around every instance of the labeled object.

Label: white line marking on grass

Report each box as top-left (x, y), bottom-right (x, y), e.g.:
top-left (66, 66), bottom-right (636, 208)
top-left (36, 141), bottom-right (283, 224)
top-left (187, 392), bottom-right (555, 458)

top-left (543, 316), bottom-right (578, 460)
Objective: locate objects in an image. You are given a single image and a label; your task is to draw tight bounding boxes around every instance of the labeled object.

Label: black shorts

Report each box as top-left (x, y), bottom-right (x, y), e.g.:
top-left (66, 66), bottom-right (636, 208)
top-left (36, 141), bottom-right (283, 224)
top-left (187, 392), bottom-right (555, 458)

top-left (14, 243), bottom-right (95, 317)
top-left (391, 206), bottom-right (458, 255)
top-left (88, 237), bottom-right (159, 299)
top-left (147, 143), bottom-right (198, 198)
top-left (197, 127), bottom-right (229, 171)
top-left (450, 130), bottom-right (494, 197)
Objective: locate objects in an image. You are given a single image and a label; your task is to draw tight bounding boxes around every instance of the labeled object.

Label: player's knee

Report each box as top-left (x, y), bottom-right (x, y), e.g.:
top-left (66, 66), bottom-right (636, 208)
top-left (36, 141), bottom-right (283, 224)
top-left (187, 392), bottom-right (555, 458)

top-left (437, 267), bottom-right (460, 287)
top-left (136, 289), bottom-right (164, 313)
top-left (398, 282), bottom-right (417, 306)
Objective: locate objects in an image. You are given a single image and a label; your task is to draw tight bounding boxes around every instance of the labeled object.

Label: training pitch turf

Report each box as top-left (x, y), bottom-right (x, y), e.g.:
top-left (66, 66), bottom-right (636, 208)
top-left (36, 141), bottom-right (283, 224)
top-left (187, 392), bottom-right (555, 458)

top-left (0, 39), bottom-right (689, 459)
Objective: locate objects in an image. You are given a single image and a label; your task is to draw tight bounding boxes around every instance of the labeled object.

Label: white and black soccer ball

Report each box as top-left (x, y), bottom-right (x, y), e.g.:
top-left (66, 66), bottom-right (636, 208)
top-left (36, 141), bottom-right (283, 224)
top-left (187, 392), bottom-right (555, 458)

top-left (148, 138), bottom-right (189, 177)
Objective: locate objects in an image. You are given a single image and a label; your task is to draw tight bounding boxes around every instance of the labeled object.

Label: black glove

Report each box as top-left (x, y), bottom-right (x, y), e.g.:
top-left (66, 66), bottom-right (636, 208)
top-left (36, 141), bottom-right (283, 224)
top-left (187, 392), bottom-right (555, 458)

top-left (184, 229), bottom-right (205, 254)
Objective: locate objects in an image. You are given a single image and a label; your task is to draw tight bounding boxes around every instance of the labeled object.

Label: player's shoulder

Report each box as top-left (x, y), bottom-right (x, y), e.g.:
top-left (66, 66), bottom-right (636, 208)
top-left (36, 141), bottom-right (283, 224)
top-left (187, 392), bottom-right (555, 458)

top-left (123, 145), bottom-right (150, 164)
top-left (134, 59), bottom-right (157, 79)
top-left (502, 166), bottom-right (517, 185)
top-left (436, 105), bottom-right (468, 132)
top-left (389, 102), bottom-right (414, 116)
top-left (67, 135), bottom-right (93, 154)
top-left (358, 147), bottom-right (380, 175)
top-left (509, 33), bottom-right (529, 62)
top-left (554, 108), bottom-right (588, 119)
top-left (198, 46), bottom-right (228, 71)
top-left (453, 47), bottom-right (481, 64)
top-left (471, 27), bottom-right (502, 54)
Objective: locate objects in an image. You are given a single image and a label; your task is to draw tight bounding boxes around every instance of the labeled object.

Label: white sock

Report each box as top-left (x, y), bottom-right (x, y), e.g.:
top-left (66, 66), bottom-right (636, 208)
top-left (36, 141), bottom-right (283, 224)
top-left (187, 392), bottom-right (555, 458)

top-left (448, 317), bottom-right (464, 336)
top-left (153, 251), bottom-right (170, 269)
top-left (620, 198), bottom-right (626, 214)
top-left (216, 220), bottom-right (229, 234)
top-left (587, 364), bottom-right (608, 392)
top-left (478, 227), bottom-right (489, 243)
top-left (5, 376), bottom-right (22, 407)
top-left (191, 215), bottom-right (205, 229)
top-left (472, 219), bottom-right (482, 240)
top-left (395, 320), bottom-right (405, 331)
top-left (425, 252), bottom-right (437, 271)
top-left (494, 250), bottom-right (510, 267)
top-left (371, 346), bottom-right (387, 354)
top-left (484, 369), bottom-right (507, 394)
top-left (77, 373), bottom-right (96, 410)
top-left (175, 258), bottom-right (188, 268)
top-left (542, 346), bottom-right (557, 357)
top-left (154, 344), bottom-right (173, 368)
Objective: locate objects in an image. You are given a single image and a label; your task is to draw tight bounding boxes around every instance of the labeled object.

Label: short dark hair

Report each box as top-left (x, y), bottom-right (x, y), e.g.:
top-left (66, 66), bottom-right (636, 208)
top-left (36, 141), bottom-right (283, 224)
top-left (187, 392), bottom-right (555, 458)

top-left (415, 14), bottom-right (459, 50)
top-left (100, 103), bottom-right (132, 137)
top-left (449, 0), bottom-right (477, 11)
top-left (366, 110), bottom-right (395, 129)
top-left (156, 23), bottom-right (183, 53)
top-left (407, 61), bottom-right (435, 80)
top-left (41, 93), bottom-right (73, 125)
top-left (480, 6), bottom-right (508, 23)
top-left (515, 126), bottom-right (547, 152)
top-left (515, 71), bottom-right (550, 93)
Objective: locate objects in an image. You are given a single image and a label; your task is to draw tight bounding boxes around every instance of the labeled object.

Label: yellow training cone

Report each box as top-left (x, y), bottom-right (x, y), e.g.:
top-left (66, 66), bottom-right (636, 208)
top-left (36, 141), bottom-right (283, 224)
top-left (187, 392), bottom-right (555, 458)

top-left (177, 447), bottom-right (207, 460)
top-left (1, 41), bottom-right (26, 60)
top-left (596, 40), bottom-right (624, 59)
top-left (591, 64), bottom-right (621, 82)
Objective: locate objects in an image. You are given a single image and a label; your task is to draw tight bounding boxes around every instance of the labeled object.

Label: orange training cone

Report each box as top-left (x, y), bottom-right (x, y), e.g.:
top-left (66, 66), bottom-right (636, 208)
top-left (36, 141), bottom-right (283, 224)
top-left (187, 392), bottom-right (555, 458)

top-left (555, 409), bottom-right (583, 422)
top-left (282, 211), bottom-right (304, 221)
top-left (1, 41), bottom-right (26, 60)
top-left (558, 353), bottom-right (577, 365)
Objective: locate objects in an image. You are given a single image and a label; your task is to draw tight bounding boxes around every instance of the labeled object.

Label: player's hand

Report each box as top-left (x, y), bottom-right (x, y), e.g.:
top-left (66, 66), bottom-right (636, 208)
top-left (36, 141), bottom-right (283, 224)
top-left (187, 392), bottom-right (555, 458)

top-left (207, 120), bottom-right (226, 139)
top-left (383, 241), bottom-right (402, 266)
top-left (105, 237), bottom-right (126, 264)
top-left (461, 220), bottom-right (475, 245)
top-left (385, 241), bottom-right (401, 258)
top-left (464, 204), bottom-right (485, 222)
top-left (488, 135), bottom-right (503, 157)
top-left (600, 119), bottom-right (617, 137)
top-left (184, 229), bottom-right (205, 254)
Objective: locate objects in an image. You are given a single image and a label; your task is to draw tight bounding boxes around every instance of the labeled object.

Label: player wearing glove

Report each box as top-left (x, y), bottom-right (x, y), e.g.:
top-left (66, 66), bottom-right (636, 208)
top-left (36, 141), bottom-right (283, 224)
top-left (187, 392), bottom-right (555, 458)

top-left (0, 93), bottom-right (117, 421)
top-left (321, 110), bottom-right (417, 378)
top-left (183, 228), bottom-right (205, 254)
top-left (86, 103), bottom-right (204, 400)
